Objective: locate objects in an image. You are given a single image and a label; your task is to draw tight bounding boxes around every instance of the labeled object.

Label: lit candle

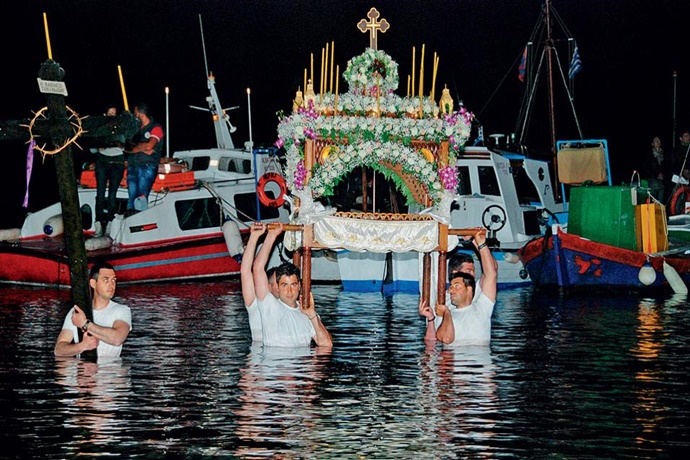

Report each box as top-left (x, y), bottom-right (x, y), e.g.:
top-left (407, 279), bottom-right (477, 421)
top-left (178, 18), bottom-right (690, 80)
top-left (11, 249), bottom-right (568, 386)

top-left (334, 64), bottom-right (339, 113)
top-left (419, 44), bottom-right (425, 116)
top-left (320, 47), bottom-right (325, 103)
top-left (311, 53), bottom-right (314, 89)
top-left (411, 46), bottom-right (416, 98)
top-left (431, 53), bottom-right (439, 104)
top-left (43, 12), bottom-right (52, 60)
top-left (304, 68), bottom-right (307, 97)
top-left (407, 75), bottom-right (410, 97)
top-left (329, 41), bottom-right (335, 93)
top-left (324, 42), bottom-right (329, 94)
top-left (118, 65), bottom-right (129, 112)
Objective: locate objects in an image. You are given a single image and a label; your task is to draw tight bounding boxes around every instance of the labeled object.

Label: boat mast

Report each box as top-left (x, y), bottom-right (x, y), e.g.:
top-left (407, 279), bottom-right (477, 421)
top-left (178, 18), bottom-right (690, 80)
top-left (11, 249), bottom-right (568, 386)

top-left (190, 15), bottom-right (238, 150)
top-left (545, 0), bottom-right (558, 186)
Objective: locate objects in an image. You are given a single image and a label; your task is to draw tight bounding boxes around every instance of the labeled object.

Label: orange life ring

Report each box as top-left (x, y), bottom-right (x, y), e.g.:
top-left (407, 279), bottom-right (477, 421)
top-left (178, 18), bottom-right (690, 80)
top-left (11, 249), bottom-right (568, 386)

top-left (669, 185), bottom-right (690, 216)
top-left (257, 172), bottom-right (287, 208)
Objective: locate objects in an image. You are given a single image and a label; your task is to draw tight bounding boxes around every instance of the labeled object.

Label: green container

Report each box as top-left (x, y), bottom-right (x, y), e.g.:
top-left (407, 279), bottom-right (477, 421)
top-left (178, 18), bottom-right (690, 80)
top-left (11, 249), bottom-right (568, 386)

top-left (568, 186), bottom-right (643, 250)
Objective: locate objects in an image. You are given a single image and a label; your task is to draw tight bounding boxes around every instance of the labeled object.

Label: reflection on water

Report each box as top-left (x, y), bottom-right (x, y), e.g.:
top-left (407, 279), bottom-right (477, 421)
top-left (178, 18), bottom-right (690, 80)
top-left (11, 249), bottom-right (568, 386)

top-left (2, 282), bottom-right (690, 458)
top-left (54, 357), bottom-right (131, 456)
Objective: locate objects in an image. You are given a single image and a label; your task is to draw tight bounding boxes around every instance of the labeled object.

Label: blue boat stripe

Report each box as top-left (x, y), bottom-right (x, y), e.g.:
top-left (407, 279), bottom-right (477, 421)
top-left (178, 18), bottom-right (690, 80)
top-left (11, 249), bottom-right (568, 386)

top-left (115, 252), bottom-right (229, 271)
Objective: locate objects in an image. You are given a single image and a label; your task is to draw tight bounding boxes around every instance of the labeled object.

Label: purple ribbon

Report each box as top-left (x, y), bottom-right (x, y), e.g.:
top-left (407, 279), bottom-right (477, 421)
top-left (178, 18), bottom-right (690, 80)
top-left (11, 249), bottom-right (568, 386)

top-left (23, 139), bottom-right (35, 208)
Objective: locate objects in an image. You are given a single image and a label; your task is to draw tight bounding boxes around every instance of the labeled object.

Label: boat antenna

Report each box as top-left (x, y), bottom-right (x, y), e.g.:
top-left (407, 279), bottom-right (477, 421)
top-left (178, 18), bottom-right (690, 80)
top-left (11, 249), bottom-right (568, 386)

top-left (246, 88), bottom-right (253, 153)
top-left (190, 14), bottom-right (237, 149)
top-left (199, 14), bottom-right (209, 79)
top-left (165, 86), bottom-right (170, 158)
top-left (545, 0), bottom-right (558, 176)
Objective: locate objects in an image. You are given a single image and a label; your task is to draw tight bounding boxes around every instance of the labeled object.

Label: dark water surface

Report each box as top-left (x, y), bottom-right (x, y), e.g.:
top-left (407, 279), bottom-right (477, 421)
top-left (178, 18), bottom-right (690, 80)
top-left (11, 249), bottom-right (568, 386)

top-left (2, 281), bottom-right (690, 459)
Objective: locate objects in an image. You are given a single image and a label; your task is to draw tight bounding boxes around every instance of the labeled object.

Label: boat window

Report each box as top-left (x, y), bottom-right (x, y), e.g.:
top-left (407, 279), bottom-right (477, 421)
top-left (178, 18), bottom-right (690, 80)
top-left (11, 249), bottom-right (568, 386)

top-left (234, 192), bottom-right (280, 222)
top-left (458, 166), bottom-right (471, 194)
top-left (175, 198), bottom-right (222, 230)
top-left (189, 156), bottom-right (211, 171)
top-left (512, 163), bottom-right (541, 205)
top-left (219, 158), bottom-right (252, 174)
top-left (220, 157), bottom-right (236, 172)
top-left (478, 166), bottom-right (501, 196)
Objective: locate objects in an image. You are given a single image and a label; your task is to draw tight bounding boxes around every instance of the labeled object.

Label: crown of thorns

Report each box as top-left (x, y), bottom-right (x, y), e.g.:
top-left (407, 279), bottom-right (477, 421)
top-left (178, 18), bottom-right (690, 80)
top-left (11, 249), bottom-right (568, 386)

top-left (23, 106), bottom-right (85, 157)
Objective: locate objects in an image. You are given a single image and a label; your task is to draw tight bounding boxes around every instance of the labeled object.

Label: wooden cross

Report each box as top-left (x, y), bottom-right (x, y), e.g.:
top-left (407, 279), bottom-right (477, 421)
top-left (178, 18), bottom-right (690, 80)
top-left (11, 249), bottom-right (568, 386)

top-left (0, 59), bottom-right (138, 357)
top-left (357, 7), bottom-right (390, 50)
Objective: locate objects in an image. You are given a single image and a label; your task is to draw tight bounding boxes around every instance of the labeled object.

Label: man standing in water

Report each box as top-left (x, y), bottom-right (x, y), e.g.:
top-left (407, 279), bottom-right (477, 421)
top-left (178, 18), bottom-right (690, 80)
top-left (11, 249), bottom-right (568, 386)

top-left (54, 262), bottom-right (132, 358)
top-left (241, 222), bottom-right (280, 342)
top-left (419, 228), bottom-right (497, 345)
top-left (251, 223), bottom-right (332, 348)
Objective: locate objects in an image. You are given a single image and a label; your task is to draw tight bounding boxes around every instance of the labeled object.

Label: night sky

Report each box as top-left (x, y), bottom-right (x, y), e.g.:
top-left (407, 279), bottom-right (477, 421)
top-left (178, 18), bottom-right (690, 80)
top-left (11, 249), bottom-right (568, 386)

top-left (2, 0), bottom-right (689, 228)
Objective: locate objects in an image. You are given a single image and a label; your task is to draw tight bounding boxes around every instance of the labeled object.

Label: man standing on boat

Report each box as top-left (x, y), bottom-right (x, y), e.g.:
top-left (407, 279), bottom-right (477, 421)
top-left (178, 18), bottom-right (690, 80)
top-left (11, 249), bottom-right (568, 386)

top-left (125, 102), bottom-right (164, 214)
top-left (419, 228), bottom-right (497, 346)
top-left (251, 223), bottom-right (333, 348)
top-left (91, 104), bottom-right (126, 236)
top-left (54, 262), bottom-right (132, 358)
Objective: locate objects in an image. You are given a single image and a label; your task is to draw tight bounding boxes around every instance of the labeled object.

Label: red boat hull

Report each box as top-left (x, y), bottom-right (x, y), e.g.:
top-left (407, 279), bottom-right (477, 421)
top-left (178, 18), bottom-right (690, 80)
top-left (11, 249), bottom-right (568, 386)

top-left (0, 235), bottom-right (240, 287)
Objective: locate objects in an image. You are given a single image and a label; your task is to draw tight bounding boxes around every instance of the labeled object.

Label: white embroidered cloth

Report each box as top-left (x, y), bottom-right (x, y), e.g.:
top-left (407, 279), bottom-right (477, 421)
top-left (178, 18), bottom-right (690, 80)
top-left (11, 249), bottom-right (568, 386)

top-left (314, 215), bottom-right (441, 253)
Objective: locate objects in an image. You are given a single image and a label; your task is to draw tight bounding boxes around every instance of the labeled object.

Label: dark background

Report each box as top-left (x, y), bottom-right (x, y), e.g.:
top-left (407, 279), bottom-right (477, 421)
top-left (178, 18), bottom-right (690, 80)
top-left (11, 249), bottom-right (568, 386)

top-left (2, 0), bottom-right (689, 228)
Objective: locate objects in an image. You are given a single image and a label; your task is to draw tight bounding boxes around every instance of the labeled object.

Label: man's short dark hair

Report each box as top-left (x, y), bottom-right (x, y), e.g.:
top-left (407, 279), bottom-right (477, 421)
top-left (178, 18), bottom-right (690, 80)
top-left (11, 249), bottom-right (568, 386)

top-left (134, 102), bottom-right (151, 117)
top-left (448, 252), bottom-right (474, 274)
top-left (275, 262), bottom-right (300, 283)
top-left (449, 271), bottom-right (476, 291)
top-left (266, 266), bottom-right (277, 281)
top-left (90, 261), bottom-right (115, 280)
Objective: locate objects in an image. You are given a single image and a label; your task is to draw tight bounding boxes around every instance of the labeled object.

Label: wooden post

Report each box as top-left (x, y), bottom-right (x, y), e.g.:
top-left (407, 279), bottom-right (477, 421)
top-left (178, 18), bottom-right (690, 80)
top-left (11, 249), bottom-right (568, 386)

top-left (39, 60), bottom-right (93, 357)
top-left (422, 252), bottom-right (431, 308)
top-left (437, 251), bottom-right (447, 306)
top-left (301, 224), bottom-right (314, 307)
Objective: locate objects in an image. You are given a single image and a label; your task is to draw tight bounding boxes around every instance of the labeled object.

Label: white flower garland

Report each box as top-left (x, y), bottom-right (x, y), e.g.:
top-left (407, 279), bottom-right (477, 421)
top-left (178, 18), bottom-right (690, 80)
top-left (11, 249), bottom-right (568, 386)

top-left (343, 48), bottom-right (399, 95)
top-left (276, 48), bottom-right (474, 207)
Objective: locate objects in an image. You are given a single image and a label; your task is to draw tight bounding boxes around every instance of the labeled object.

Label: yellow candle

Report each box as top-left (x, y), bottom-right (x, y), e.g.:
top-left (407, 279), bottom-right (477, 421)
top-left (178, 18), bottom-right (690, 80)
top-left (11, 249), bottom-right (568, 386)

top-left (311, 53), bottom-right (314, 88)
top-left (320, 47), bottom-right (325, 101)
top-left (407, 75), bottom-right (410, 97)
top-left (304, 68), bottom-right (307, 96)
top-left (411, 46), bottom-right (416, 98)
top-left (43, 12), bottom-right (52, 60)
top-left (431, 53), bottom-right (439, 103)
top-left (118, 65), bottom-right (129, 112)
top-left (335, 64), bottom-right (339, 112)
top-left (329, 41), bottom-right (335, 93)
top-left (419, 44), bottom-right (425, 116)
top-left (324, 42), bottom-right (329, 94)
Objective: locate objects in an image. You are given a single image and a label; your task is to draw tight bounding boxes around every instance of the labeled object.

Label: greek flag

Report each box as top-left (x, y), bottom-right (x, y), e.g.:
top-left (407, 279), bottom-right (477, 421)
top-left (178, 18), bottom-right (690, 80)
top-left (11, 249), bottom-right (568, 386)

top-left (518, 46), bottom-right (527, 82)
top-left (569, 45), bottom-right (582, 79)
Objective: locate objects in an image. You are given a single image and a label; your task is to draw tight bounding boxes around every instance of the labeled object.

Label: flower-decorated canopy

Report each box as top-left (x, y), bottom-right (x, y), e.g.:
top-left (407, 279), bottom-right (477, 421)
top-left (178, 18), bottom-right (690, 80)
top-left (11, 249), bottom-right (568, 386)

top-left (275, 16), bottom-right (473, 208)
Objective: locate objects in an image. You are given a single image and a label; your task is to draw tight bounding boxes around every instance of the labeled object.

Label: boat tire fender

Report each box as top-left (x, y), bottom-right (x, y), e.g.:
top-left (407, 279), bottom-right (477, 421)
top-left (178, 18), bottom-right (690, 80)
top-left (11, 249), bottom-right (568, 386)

top-left (669, 185), bottom-right (690, 216)
top-left (257, 172), bottom-right (287, 208)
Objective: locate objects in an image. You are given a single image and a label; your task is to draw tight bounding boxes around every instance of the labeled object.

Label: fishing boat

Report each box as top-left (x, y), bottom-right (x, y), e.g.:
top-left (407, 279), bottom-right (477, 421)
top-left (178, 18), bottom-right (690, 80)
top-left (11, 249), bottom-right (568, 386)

top-left (518, 190), bottom-right (690, 293)
top-left (0, 70), bottom-right (304, 287)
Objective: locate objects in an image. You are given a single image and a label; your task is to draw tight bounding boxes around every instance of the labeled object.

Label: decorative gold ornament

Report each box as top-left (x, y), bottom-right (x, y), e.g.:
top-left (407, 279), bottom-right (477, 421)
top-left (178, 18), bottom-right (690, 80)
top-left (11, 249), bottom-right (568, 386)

top-left (439, 86), bottom-right (454, 115)
top-left (293, 87), bottom-right (304, 112)
top-left (304, 79), bottom-right (316, 110)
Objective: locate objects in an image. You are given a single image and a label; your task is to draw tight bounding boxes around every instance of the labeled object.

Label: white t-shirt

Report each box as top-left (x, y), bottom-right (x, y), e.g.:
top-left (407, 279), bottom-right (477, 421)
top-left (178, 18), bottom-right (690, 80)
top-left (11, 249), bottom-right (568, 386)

top-left (257, 294), bottom-right (315, 347)
top-left (436, 291), bottom-right (494, 346)
top-left (246, 298), bottom-right (263, 342)
top-left (61, 300), bottom-right (132, 357)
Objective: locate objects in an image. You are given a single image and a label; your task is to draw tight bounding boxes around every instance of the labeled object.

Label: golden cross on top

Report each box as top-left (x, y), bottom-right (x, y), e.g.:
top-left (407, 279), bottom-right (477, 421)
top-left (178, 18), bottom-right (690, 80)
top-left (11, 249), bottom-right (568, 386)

top-left (357, 7), bottom-right (389, 50)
